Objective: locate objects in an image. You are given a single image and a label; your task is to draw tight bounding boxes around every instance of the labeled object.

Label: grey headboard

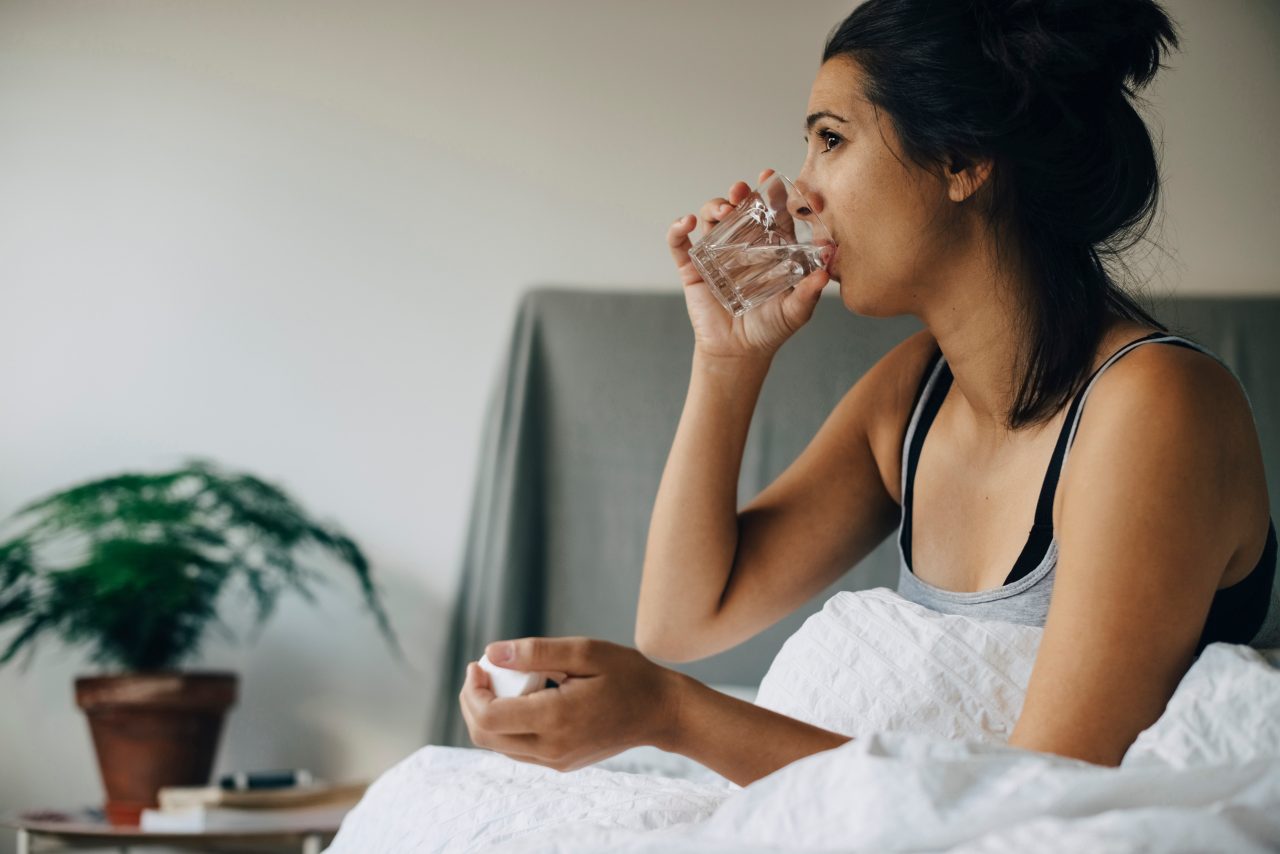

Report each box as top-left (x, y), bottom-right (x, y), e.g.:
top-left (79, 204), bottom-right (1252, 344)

top-left (432, 287), bottom-right (1280, 748)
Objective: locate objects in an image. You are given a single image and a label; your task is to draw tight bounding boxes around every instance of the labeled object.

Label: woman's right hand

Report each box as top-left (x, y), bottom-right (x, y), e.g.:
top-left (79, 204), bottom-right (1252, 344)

top-left (668, 167), bottom-right (832, 363)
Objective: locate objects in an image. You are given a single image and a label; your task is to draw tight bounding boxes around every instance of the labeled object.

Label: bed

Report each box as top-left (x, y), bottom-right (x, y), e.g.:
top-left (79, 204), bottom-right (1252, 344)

top-left (338, 288), bottom-right (1280, 852)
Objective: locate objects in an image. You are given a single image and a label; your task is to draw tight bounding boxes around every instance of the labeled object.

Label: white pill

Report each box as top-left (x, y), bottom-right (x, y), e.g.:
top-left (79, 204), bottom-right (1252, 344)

top-left (478, 653), bottom-right (548, 698)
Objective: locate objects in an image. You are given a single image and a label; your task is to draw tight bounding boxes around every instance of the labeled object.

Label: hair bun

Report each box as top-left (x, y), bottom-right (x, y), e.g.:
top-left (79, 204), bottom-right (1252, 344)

top-left (971, 0), bottom-right (1179, 111)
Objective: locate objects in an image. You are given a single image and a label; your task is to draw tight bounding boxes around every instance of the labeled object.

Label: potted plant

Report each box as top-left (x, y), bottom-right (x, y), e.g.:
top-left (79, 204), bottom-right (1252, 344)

top-left (0, 457), bottom-right (400, 825)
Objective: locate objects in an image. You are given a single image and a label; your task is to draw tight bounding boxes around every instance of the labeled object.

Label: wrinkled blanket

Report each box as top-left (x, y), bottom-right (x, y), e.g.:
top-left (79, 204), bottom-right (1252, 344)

top-left (326, 588), bottom-right (1280, 853)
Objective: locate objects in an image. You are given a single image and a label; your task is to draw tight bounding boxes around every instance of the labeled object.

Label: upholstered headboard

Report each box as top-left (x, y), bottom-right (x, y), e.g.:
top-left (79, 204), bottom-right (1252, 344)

top-left (432, 287), bottom-right (1280, 748)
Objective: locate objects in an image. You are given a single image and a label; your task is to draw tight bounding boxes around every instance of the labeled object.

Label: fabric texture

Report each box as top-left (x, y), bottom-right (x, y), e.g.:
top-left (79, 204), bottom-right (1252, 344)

top-left (432, 288), bottom-right (1280, 748)
top-left (752, 588), bottom-right (1040, 742)
top-left (335, 587), bottom-right (1280, 853)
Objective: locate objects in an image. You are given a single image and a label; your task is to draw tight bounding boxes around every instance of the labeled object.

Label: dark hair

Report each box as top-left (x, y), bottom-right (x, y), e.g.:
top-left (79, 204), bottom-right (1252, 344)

top-left (823, 0), bottom-right (1180, 429)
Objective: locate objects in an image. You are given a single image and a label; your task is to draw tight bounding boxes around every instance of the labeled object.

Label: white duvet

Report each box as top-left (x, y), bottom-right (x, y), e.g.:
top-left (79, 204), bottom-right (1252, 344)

top-left (326, 588), bottom-right (1280, 853)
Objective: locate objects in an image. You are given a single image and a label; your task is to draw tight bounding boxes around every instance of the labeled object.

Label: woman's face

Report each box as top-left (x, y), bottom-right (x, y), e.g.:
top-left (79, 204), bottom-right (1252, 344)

top-left (793, 55), bottom-right (962, 318)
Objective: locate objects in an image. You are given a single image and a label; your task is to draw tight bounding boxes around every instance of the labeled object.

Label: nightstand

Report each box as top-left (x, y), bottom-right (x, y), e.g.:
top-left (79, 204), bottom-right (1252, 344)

top-left (2, 808), bottom-right (342, 853)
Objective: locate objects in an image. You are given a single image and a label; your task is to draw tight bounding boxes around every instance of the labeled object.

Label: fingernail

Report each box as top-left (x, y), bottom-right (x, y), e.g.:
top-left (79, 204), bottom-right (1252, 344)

top-left (489, 642), bottom-right (513, 663)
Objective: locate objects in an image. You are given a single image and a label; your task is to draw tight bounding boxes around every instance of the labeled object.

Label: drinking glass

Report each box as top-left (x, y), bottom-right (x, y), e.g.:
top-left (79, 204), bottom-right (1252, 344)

top-left (688, 173), bottom-right (833, 316)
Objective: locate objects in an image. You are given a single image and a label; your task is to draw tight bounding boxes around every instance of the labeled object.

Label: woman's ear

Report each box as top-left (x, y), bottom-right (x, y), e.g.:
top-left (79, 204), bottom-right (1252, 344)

top-left (945, 153), bottom-right (993, 203)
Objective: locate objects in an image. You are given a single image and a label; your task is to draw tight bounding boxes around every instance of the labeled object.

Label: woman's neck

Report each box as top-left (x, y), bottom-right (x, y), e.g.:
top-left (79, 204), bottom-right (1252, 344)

top-left (919, 237), bottom-right (1035, 444)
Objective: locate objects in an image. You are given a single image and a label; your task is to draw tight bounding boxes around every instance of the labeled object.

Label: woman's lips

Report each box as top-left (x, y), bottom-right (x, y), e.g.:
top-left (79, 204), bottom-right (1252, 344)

top-left (820, 243), bottom-right (839, 269)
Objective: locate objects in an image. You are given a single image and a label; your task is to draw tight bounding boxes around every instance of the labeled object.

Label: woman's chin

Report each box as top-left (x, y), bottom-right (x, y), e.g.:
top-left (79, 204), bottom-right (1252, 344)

top-left (838, 275), bottom-right (886, 318)
top-left (842, 286), bottom-right (900, 319)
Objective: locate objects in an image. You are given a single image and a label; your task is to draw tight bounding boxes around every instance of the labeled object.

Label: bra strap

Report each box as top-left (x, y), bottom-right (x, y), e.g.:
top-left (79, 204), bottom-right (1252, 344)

top-left (1032, 331), bottom-right (1200, 527)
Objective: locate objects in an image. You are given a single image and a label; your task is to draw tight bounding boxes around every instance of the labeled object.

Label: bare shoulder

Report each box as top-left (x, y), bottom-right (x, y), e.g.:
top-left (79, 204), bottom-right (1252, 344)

top-left (1062, 335), bottom-right (1268, 574)
top-left (1078, 337), bottom-right (1255, 451)
top-left (855, 327), bottom-right (939, 506)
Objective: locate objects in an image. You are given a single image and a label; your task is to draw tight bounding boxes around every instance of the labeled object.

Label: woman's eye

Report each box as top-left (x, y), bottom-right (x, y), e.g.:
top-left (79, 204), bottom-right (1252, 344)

top-left (804, 130), bottom-right (843, 153)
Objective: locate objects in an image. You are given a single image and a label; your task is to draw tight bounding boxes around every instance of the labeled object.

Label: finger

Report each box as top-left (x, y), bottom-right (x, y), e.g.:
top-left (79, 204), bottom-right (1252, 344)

top-left (467, 661), bottom-right (543, 731)
top-left (699, 196), bottom-right (731, 222)
top-left (486, 637), bottom-right (601, 677)
top-left (781, 267), bottom-right (831, 320)
top-left (697, 197), bottom-right (733, 237)
top-left (801, 265), bottom-right (831, 296)
top-left (479, 687), bottom-right (562, 734)
top-left (459, 667), bottom-right (486, 744)
top-left (469, 659), bottom-right (491, 692)
top-left (727, 180), bottom-right (752, 206)
top-left (668, 214), bottom-right (697, 269)
top-left (463, 663), bottom-right (548, 736)
top-left (758, 167), bottom-right (775, 185)
top-left (468, 719), bottom-right (546, 759)
top-left (465, 661), bottom-right (495, 701)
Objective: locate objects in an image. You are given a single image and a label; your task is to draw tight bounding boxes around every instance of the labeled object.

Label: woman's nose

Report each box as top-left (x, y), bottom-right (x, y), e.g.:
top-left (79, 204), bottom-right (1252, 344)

top-left (787, 180), bottom-right (823, 224)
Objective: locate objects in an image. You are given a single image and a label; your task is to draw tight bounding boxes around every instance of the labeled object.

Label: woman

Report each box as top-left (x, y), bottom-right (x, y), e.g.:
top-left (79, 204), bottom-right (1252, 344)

top-left (459, 0), bottom-right (1278, 786)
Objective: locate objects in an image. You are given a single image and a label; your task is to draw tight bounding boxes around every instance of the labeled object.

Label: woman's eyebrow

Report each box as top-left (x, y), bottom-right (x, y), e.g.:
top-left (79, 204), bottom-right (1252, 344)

top-left (805, 110), bottom-right (850, 131)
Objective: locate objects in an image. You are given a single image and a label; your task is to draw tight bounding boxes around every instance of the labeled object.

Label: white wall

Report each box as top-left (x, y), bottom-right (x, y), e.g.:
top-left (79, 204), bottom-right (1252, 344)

top-left (0, 0), bottom-right (1276, 843)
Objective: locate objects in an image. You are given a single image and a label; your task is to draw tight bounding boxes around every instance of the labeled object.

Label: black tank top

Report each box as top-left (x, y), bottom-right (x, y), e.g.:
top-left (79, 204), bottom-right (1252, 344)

top-left (900, 331), bottom-right (1277, 655)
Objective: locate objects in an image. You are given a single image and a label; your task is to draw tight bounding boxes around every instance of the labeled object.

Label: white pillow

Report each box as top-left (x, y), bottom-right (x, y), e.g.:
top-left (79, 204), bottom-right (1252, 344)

top-left (753, 587), bottom-right (1043, 743)
top-left (1123, 644), bottom-right (1280, 768)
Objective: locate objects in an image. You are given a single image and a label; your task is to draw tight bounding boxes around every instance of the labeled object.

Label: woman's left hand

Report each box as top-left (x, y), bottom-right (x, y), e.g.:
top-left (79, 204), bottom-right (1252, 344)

top-left (458, 636), bottom-right (683, 772)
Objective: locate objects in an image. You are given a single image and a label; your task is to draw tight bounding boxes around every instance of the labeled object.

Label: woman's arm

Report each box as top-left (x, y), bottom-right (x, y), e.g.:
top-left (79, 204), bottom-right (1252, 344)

top-left (1008, 345), bottom-right (1263, 766)
top-left (459, 637), bottom-right (850, 783)
top-left (656, 671), bottom-right (852, 787)
top-left (634, 350), bottom-right (773, 659)
top-left (638, 330), bottom-right (929, 665)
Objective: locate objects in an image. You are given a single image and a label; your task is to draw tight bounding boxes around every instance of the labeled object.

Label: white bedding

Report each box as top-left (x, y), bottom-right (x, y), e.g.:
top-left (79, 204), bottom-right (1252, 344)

top-left (326, 588), bottom-right (1280, 853)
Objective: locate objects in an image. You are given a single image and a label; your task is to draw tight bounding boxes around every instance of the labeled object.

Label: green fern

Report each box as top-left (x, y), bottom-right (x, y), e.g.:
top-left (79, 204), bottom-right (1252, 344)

top-left (0, 457), bottom-right (400, 672)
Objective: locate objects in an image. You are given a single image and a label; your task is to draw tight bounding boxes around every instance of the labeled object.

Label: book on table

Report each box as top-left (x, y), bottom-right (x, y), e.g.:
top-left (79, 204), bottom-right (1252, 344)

top-left (140, 781), bottom-right (367, 832)
top-left (156, 781), bottom-right (368, 811)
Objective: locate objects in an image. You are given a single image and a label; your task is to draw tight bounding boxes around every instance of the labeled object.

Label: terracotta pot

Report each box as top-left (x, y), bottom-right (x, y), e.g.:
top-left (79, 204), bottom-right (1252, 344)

top-left (74, 671), bottom-right (238, 826)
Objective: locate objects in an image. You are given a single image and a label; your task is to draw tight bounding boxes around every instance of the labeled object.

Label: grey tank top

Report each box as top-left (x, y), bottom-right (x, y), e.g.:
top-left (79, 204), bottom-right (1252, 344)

top-left (895, 332), bottom-right (1280, 653)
